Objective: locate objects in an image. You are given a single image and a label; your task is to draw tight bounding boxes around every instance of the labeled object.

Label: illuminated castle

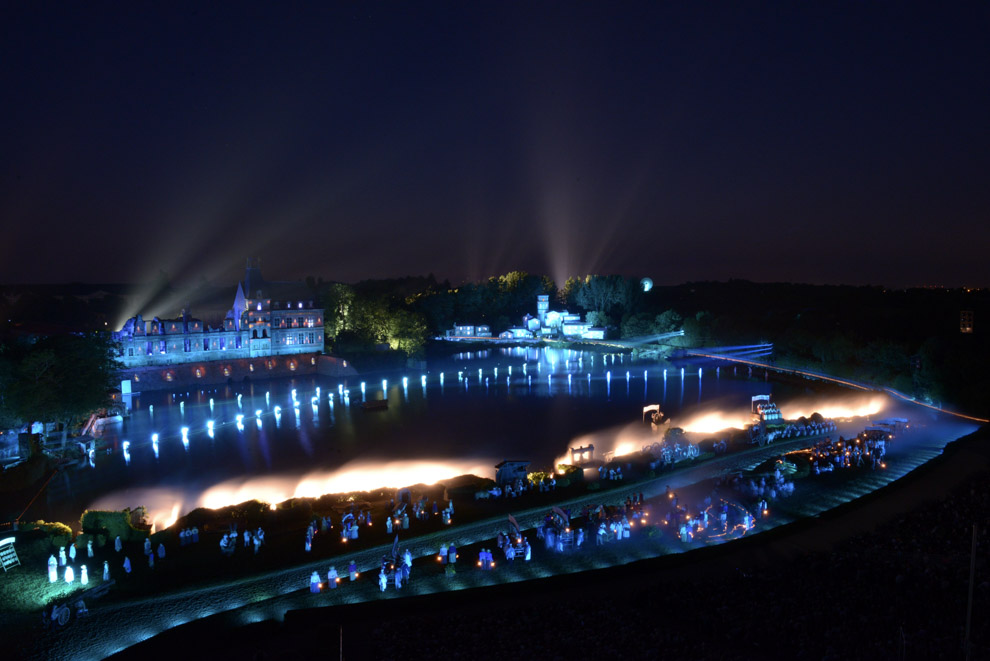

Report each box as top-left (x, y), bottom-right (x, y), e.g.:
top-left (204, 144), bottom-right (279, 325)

top-left (114, 259), bottom-right (324, 369)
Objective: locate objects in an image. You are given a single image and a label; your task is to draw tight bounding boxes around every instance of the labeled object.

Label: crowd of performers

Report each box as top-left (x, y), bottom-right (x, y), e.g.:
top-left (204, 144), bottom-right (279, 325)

top-left (809, 431), bottom-right (887, 474)
top-left (220, 526), bottom-right (265, 556)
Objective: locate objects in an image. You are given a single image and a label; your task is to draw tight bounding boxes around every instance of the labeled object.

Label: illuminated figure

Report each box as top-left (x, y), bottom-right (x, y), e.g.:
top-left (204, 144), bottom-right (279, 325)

top-left (403, 548), bottom-right (412, 569)
top-left (157, 543), bottom-right (165, 559)
top-left (64, 566), bottom-right (74, 584)
top-left (402, 513), bottom-right (409, 530)
top-left (447, 543), bottom-right (457, 565)
top-left (123, 556), bottom-right (131, 573)
top-left (379, 570), bottom-right (388, 592)
top-left (69, 543), bottom-right (76, 563)
top-left (524, 540), bottom-right (532, 561)
top-left (87, 539), bottom-right (94, 558)
top-left (328, 566), bottom-right (338, 588)
top-left (148, 552), bottom-right (154, 569)
top-left (59, 547), bottom-right (67, 566)
top-left (103, 561), bottom-right (110, 581)
top-left (386, 516), bottom-right (393, 534)
top-left (80, 565), bottom-right (88, 586)
top-left (143, 538), bottom-right (151, 556)
top-left (394, 568), bottom-right (402, 590)
top-left (439, 543), bottom-right (448, 565)
top-left (310, 571), bottom-right (321, 593)
top-left (48, 555), bottom-right (58, 583)
top-left (348, 561), bottom-right (357, 581)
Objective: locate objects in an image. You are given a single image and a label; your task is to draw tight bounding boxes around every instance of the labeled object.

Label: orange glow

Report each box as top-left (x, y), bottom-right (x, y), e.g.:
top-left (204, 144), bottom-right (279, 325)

top-left (678, 410), bottom-right (750, 433)
top-left (90, 459), bottom-right (493, 533)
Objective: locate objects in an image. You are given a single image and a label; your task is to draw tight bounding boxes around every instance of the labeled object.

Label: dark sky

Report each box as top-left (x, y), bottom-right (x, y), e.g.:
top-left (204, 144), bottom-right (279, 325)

top-left (2, 3), bottom-right (988, 288)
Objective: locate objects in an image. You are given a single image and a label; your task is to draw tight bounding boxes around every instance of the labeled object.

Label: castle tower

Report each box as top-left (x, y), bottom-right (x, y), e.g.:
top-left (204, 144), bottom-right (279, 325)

top-left (537, 295), bottom-right (549, 325)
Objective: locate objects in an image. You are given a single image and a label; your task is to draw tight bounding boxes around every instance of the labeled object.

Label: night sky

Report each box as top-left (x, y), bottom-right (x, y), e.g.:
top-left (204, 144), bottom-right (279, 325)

top-left (2, 3), bottom-right (988, 288)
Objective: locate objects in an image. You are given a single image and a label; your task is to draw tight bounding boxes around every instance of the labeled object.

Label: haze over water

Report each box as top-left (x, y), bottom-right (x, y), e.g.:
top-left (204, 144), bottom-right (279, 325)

top-left (39, 347), bottom-right (969, 530)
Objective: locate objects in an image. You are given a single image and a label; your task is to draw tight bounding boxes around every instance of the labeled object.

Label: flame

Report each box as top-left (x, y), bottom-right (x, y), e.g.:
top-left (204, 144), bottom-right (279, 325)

top-left (784, 394), bottom-right (886, 420)
top-left (89, 459), bottom-right (493, 531)
top-left (678, 411), bottom-right (750, 434)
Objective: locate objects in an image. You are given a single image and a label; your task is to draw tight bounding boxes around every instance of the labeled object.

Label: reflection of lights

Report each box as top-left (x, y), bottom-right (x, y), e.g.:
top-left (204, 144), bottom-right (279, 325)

top-left (236, 414), bottom-right (245, 431)
top-left (382, 379), bottom-right (387, 392)
top-left (181, 427), bottom-right (189, 450)
top-left (606, 371), bottom-right (611, 383)
top-left (209, 398), bottom-right (214, 411)
top-left (206, 421), bottom-right (214, 439)
top-left (266, 391), bottom-right (270, 404)
top-left (122, 440), bottom-right (131, 465)
top-left (402, 376), bottom-right (408, 388)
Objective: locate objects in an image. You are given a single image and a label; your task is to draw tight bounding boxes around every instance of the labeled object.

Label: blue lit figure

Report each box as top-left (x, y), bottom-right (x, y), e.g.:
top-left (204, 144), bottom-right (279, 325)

top-left (607, 371), bottom-right (611, 383)
top-left (315, 386), bottom-right (320, 398)
top-left (209, 398), bottom-right (214, 411)
top-left (294, 407), bottom-right (301, 429)
top-left (328, 393), bottom-right (334, 408)
top-left (547, 374), bottom-right (551, 390)
top-left (568, 373), bottom-right (572, 386)
top-left (457, 371), bottom-right (463, 381)
top-left (152, 435), bottom-right (159, 459)
top-left (681, 367), bottom-right (685, 379)
top-left (439, 372), bottom-right (445, 386)
top-left (237, 393), bottom-right (242, 409)
top-left (311, 396), bottom-right (318, 406)
top-left (522, 363), bottom-right (527, 375)
top-left (644, 370), bottom-right (648, 380)
top-left (236, 413), bottom-right (245, 431)
top-left (179, 401), bottom-right (185, 414)
top-left (149, 404), bottom-right (154, 416)
top-left (587, 373), bottom-right (591, 383)
top-left (421, 374), bottom-right (427, 387)
top-left (663, 369), bottom-right (667, 381)
top-left (291, 388), bottom-right (297, 401)
top-left (206, 420), bottom-right (214, 438)
top-left (338, 384), bottom-right (344, 396)
top-left (181, 427), bottom-right (189, 450)
top-left (528, 375), bottom-right (532, 388)
top-left (65, 566), bottom-right (75, 584)
top-left (256, 409), bottom-right (264, 429)
top-left (273, 407), bottom-right (282, 427)
top-left (485, 377), bottom-right (489, 389)
top-left (122, 440), bottom-right (131, 465)
top-left (266, 391), bottom-right (270, 405)
top-left (88, 448), bottom-right (95, 468)
top-left (508, 366), bottom-right (512, 376)
top-left (507, 376), bottom-right (510, 387)
top-left (360, 382), bottom-right (366, 394)
top-left (698, 367), bottom-right (702, 378)
top-left (626, 371), bottom-right (630, 382)
top-left (494, 367), bottom-right (498, 378)
top-left (382, 379), bottom-right (387, 394)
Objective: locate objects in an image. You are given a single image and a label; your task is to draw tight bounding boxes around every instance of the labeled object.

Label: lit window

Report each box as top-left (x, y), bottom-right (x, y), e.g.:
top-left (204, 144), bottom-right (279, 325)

top-left (257, 303), bottom-right (262, 311)
top-left (298, 302), bottom-right (303, 309)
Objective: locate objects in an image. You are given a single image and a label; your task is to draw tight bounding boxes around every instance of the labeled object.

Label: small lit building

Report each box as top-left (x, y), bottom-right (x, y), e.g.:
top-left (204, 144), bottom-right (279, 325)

top-left (445, 324), bottom-right (492, 340)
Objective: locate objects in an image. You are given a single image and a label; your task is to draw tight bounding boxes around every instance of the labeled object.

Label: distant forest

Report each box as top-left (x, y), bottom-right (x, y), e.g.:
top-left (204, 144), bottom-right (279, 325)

top-left (2, 276), bottom-right (988, 417)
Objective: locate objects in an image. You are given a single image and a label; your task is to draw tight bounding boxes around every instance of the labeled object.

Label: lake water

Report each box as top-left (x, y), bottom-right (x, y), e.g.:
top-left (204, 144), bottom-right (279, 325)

top-left (34, 347), bottom-right (931, 529)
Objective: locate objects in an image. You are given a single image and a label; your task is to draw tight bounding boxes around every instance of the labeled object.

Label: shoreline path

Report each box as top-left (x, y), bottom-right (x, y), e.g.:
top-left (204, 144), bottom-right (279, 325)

top-left (27, 414), bottom-right (974, 661)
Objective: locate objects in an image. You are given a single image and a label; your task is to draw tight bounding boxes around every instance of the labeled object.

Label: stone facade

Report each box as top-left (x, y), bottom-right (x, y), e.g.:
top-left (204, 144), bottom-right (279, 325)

top-left (113, 259), bottom-right (324, 369)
